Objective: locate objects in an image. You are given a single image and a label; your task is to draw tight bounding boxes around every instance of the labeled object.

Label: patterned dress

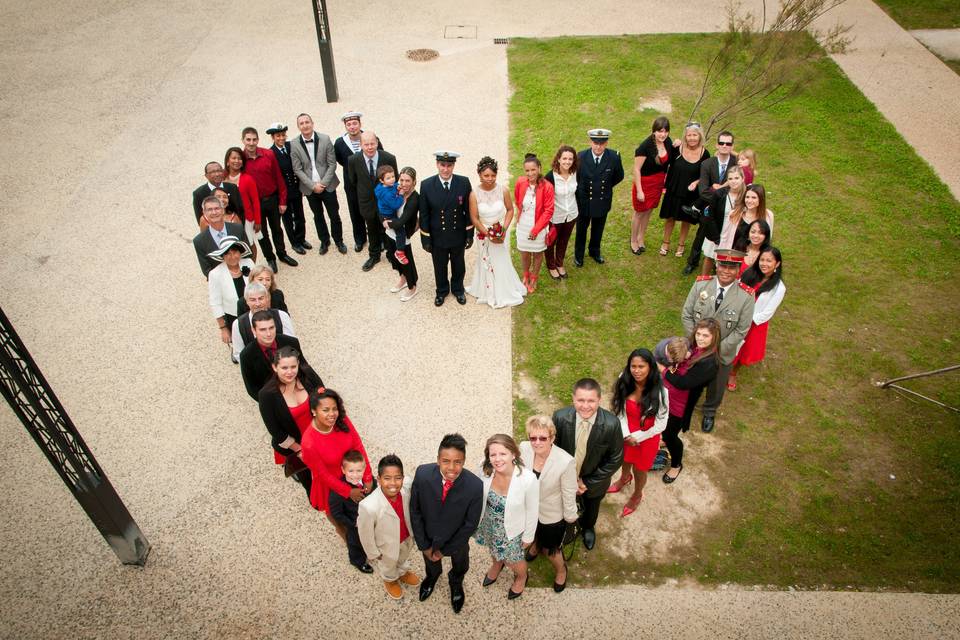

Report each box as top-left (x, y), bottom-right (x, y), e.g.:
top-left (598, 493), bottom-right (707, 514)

top-left (474, 490), bottom-right (524, 563)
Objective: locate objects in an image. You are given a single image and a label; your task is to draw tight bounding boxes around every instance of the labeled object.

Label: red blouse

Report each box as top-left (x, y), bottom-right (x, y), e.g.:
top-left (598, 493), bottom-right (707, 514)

top-left (300, 415), bottom-right (373, 512)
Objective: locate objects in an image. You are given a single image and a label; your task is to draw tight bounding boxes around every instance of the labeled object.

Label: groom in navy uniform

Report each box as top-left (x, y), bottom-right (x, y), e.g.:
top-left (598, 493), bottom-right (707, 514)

top-left (574, 128), bottom-right (625, 266)
top-left (409, 433), bottom-right (483, 614)
top-left (419, 151), bottom-right (474, 306)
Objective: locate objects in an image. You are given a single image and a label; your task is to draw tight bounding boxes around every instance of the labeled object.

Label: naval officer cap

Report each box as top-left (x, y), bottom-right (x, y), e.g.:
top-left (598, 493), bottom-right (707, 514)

top-left (341, 110), bottom-right (363, 122)
top-left (265, 122), bottom-right (288, 135)
top-left (587, 128), bottom-right (611, 142)
top-left (434, 151), bottom-right (461, 163)
top-left (715, 248), bottom-right (746, 266)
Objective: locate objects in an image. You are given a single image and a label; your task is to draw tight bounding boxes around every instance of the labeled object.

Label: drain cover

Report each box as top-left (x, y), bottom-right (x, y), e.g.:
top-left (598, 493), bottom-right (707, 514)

top-left (406, 48), bottom-right (439, 62)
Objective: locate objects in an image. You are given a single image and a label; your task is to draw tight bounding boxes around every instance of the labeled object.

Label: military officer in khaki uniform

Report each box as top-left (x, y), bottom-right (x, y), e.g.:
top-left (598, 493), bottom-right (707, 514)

top-left (574, 128), bottom-right (625, 266)
top-left (681, 249), bottom-right (755, 432)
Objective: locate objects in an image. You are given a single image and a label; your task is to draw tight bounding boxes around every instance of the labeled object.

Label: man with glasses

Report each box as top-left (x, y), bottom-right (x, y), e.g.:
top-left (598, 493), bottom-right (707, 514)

top-left (682, 130), bottom-right (738, 275)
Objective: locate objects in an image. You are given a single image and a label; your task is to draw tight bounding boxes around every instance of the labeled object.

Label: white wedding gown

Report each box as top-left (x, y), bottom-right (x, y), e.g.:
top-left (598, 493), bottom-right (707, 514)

top-left (465, 183), bottom-right (526, 309)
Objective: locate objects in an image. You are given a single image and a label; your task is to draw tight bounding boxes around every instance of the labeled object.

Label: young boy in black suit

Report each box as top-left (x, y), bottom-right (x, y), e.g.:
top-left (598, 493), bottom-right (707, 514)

top-left (328, 450), bottom-right (375, 573)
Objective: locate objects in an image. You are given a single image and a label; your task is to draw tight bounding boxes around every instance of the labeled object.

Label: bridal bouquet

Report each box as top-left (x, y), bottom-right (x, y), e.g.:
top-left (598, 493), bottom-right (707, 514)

top-left (486, 221), bottom-right (505, 243)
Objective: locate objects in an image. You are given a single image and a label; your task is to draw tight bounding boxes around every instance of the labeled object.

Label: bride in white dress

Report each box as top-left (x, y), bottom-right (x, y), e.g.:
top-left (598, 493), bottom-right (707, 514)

top-left (465, 156), bottom-right (527, 308)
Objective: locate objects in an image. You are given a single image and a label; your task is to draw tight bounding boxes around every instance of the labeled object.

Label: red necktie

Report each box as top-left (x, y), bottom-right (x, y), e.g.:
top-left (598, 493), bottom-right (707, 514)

top-left (441, 479), bottom-right (453, 503)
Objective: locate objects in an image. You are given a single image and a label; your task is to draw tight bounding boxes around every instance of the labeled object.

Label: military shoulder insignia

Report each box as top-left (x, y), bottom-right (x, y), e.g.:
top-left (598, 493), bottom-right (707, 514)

top-left (739, 281), bottom-right (755, 294)
top-left (695, 275), bottom-right (713, 282)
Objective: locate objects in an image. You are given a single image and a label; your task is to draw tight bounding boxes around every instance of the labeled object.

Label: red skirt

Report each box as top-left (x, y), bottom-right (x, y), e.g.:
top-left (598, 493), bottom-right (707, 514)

top-left (632, 174), bottom-right (667, 212)
top-left (735, 321), bottom-right (770, 366)
top-left (624, 434), bottom-right (661, 470)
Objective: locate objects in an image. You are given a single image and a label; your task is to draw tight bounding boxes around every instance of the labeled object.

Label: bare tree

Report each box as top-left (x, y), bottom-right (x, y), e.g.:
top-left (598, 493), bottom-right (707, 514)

top-left (689, 0), bottom-right (853, 139)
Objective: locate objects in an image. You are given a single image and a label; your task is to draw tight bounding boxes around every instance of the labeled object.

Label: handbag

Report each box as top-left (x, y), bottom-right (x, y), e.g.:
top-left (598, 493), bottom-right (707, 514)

top-left (545, 223), bottom-right (558, 247)
top-left (283, 453), bottom-right (308, 478)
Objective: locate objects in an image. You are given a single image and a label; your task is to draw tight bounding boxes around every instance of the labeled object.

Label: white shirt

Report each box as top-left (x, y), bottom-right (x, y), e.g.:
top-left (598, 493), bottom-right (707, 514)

top-left (753, 280), bottom-right (786, 324)
top-left (207, 224), bottom-right (229, 246)
top-left (301, 135), bottom-right (321, 182)
top-left (231, 310), bottom-right (297, 360)
top-left (715, 281), bottom-right (734, 306)
top-left (341, 132), bottom-right (361, 154)
top-left (551, 172), bottom-right (579, 223)
top-left (363, 152), bottom-right (379, 177)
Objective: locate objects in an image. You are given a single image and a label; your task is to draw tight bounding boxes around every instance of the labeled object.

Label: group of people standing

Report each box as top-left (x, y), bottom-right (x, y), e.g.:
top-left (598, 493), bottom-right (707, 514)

top-left (186, 109), bottom-right (788, 608)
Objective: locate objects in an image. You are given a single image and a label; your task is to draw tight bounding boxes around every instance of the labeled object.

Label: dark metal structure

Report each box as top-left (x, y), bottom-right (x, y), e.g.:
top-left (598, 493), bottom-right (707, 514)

top-left (0, 307), bottom-right (150, 565)
top-left (310, 0), bottom-right (339, 102)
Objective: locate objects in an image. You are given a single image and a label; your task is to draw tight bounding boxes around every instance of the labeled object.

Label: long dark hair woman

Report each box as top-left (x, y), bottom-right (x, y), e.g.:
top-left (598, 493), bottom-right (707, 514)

top-left (384, 166), bottom-right (421, 302)
top-left (730, 246), bottom-right (785, 391)
top-left (660, 319), bottom-right (720, 484)
top-left (631, 116), bottom-right (677, 255)
top-left (258, 346), bottom-right (325, 500)
top-left (608, 348), bottom-right (669, 517)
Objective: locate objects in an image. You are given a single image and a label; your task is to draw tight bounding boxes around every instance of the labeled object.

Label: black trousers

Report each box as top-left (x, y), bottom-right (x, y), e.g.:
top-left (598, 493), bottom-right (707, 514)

top-left (258, 194), bottom-right (287, 260)
top-left (423, 544), bottom-right (470, 587)
top-left (686, 221), bottom-right (708, 270)
top-left (306, 190), bottom-right (343, 245)
top-left (345, 524), bottom-right (367, 567)
top-left (431, 245), bottom-right (466, 297)
top-left (576, 493), bottom-right (604, 532)
top-left (384, 234), bottom-right (418, 288)
top-left (343, 177), bottom-right (367, 247)
top-left (362, 214), bottom-right (384, 258)
top-left (282, 191), bottom-right (307, 247)
top-left (703, 362), bottom-right (732, 418)
top-left (292, 467), bottom-right (312, 500)
top-left (574, 213), bottom-right (608, 260)
top-left (662, 414), bottom-right (686, 468)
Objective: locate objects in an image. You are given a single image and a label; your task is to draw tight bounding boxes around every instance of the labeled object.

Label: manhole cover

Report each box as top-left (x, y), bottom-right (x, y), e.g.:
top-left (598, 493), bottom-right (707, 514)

top-left (406, 48), bottom-right (439, 62)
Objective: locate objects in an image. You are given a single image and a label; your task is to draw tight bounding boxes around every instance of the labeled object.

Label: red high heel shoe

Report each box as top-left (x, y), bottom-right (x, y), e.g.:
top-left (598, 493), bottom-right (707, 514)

top-left (607, 474), bottom-right (633, 493)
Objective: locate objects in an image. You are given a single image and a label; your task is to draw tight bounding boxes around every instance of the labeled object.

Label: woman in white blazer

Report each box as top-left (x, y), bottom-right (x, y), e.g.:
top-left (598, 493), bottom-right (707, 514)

top-left (207, 235), bottom-right (255, 360)
top-left (473, 434), bottom-right (539, 600)
top-left (519, 415), bottom-right (578, 593)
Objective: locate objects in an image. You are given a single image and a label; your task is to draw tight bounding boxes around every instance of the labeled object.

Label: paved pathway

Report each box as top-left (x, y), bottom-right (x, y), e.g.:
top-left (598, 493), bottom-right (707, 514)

top-left (0, 0), bottom-right (957, 638)
top-left (911, 28), bottom-right (960, 60)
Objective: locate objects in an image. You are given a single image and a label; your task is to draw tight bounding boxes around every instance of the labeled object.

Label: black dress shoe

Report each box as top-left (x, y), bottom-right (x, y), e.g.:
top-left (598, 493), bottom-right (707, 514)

top-left (590, 254), bottom-right (605, 264)
top-left (336, 242), bottom-right (348, 254)
top-left (434, 295), bottom-right (445, 307)
top-left (702, 416), bottom-right (715, 433)
top-left (353, 562), bottom-right (374, 574)
top-left (292, 244), bottom-right (307, 255)
top-left (507, 576), bottom-right (528, 600)
top-left (450, 586), bottom-right (465, 613)
top-left (582, 528), bottom-right (596, 550)
top-left (455, 294), bottom-right (467, 305)
top-left (278, 254), bottom-right (299, 267)
top-left (482, 574), bottom-right (498, 587)
top-left (418, 580), bottom-right (435, 602)
top-left (682, 264), bottom-right (696, 275)
top-left (301, 240), bottom-right (313, 250)
top-left (318, 243), bottom-right (330, 255)
top-left (354, 243), bottom-right (365, 253)
top-left (361, 257), bottom-right (380, 272)
top-left (268, 259), bottom-right (279, 273)
top-left (662, 463), bottom-right (684, 484)
top-left (573, 257), bottom-right (584, 268)
top-left (553, 563), bottom-right (568, 593)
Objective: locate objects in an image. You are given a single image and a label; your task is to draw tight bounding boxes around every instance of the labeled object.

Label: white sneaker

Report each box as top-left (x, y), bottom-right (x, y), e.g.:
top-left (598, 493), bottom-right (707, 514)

top-left (400, 288), bottom-right (419, 302)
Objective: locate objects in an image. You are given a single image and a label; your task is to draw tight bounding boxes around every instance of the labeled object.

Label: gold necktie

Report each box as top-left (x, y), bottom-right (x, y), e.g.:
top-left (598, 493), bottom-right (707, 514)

top-left (575, 419), bottom-right (591, 475)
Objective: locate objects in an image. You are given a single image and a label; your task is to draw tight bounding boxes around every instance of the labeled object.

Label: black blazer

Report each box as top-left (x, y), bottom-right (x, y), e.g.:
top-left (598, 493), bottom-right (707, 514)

top-left (271, 143), bottom-right (300, 192)
top-left (257, 363), bottom-right (325, 455)
top-left (346, 150), bottom-right (398, 222)
top-left (237, 289), bottom-right (288, 315)
top-left (192, 182), bottom-right (244, 223)
top-left (329, 476), bottom-right (377, 528)
top-left (418, 175), bottom-right (473, 249)
top-left (387, 191), bottom-right (419, 237)
top-left (334, 133), bottom-right (382, 187)
top-left (240, 334), bottom-right (303, 401)
top-left (575, 148), bottom-right (625, 218)
top-left (701, 186), bottom-right (735, 244)
top-left (409, 463), bottom-right (483, 555)
top-left (552, 406), bottom-right (624, 498)
top-left (665, 357), bottom-right (719, 428)
top-left (697, 153), bottom-right (738, 198)
top-left (193, 221), bottom-right (246, 278)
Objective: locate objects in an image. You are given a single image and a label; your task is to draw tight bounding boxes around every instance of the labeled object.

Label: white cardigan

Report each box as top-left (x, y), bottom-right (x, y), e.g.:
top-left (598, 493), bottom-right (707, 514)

top-left (753, 280), bottom-right (786, 324)
top-left (208, 259), bottom-right (255, 318)
top-left (519, 441), bottom-right (578, 525)
top-left (477, 465), bottom-right (540, 544)
top-left (618, 385), bottom-right (670, 442)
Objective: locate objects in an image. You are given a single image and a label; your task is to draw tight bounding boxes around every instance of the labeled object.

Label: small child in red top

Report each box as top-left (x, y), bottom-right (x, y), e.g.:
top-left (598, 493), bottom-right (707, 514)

top-left (373, 166), bottom-right (409, 265)
top-left (328, 450), bottom-right (375, 574)
top-left (357, 454), bottom-right (420, 600)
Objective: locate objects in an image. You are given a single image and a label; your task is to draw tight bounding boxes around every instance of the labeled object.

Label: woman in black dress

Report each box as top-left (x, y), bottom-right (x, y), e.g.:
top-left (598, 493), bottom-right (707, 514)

top-left (659, 122), bottom-right (710, 258)
top-left (384, 166), bottom-right (420, 302)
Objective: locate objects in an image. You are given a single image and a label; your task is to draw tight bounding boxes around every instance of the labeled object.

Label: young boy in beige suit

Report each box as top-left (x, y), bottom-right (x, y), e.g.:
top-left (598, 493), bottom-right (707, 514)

top-left (358, 454), bottom-right (421, 600)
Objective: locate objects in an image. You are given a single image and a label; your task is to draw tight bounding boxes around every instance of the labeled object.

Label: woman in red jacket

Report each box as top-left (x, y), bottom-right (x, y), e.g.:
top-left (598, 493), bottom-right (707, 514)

top-left (224, 146), bottom-right (262, 262)
top-left (514, 153), bottom-right (555, 293)
top-left (300, 388), bottom-right (374, 539)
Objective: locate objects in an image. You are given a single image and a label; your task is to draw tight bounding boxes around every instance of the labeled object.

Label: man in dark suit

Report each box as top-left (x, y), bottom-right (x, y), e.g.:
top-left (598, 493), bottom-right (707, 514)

top-left (267, 122), bottom-right (309, 256)
top-left (574, 128), bottom-right (625, 266)
top-left (553, 378), bottom-right (624, 550)
top-left (418, 151), bottom-right (474, 306)
top-left (191, 161), bottom-right (244, 223)
top-left (334, 111), bottom-right (381, 253)
top-left (231, 282), bottom-right (296, 362)
top-left (409, 433), bottom-right (483, 614)
top-left (193, 196), bottom-right (246, 278)
top-left (239, 311), bottom-right (308, 400)
top-left (290, 113), bottom-right (346, 255)
top-left (346, 131), bottom-right (398, 271)
top-left (683, 130), bottom-right (738, 275)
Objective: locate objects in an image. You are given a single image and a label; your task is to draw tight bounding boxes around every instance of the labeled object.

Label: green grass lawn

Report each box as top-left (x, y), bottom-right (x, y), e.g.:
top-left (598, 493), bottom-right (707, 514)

top-left (508, 34), bottom-right (960, 591)
top-left (873, 0), bottom-right (960, 29)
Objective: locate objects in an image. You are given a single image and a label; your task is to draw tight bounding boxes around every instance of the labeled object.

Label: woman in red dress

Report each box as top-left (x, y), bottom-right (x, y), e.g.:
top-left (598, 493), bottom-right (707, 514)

top-left (730, 246), bottom-right (786, 390)
top-left (257, 346), bottom-right (325, 500)
top-left (631, 117), bottom-right (677, 255)
top-left (300, 388), bottom-right (374, 538)
top-left (607, 348), bottom-right (669, 517)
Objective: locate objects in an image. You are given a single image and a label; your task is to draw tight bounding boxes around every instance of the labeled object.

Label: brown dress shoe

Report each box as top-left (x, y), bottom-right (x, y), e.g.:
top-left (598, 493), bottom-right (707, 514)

top-left (384, 580), bottom-right (403, 600)
top-left (399, 571), bottom-right (421, 586)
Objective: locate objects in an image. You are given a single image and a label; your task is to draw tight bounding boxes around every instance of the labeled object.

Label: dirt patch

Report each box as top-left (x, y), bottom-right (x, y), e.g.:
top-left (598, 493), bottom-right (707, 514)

top-left (516, 370), bottom-right (553, 416)
top-left (637, 94), bottom-right (673, 113)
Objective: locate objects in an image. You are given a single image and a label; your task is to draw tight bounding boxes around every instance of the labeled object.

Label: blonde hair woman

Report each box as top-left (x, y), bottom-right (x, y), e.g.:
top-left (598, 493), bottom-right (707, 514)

top-left (658, 122), bottom-right (710, 257)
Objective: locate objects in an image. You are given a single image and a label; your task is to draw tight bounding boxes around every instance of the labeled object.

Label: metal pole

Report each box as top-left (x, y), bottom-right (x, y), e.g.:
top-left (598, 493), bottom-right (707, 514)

top-left (0, 307), bottom-right (150, 565)
top-left (310, 0), bottom-right (339, 103)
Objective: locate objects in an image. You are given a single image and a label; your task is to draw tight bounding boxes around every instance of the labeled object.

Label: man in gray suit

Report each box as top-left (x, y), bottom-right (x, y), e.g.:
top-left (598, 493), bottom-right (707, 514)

top-left (290, 113), bottom-right (346, 255)
top-left (681, 248), bottom-right (755, 432)
top-left (193, 196), bottom-right (246, 278)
